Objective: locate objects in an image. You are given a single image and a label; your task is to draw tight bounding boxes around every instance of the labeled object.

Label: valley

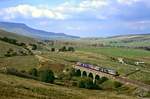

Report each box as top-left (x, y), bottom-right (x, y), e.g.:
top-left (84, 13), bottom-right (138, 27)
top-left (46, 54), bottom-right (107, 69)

top-left (0, 29), bottom-right (150, 99)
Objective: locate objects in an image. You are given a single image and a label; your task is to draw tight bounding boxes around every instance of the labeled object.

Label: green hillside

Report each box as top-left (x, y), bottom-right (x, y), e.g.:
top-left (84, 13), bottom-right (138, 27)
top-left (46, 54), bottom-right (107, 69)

top-left (0, 30), bottom-right (38, 43)
top-left (0, 30), bottom-right (39, 70)
top-left (0, 73), bottom-right (138, 99)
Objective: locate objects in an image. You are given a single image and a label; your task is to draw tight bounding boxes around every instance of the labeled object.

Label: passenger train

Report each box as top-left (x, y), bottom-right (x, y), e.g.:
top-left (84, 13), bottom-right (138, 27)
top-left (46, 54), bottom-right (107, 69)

top-left (76, 62), bottom-right (119, 76)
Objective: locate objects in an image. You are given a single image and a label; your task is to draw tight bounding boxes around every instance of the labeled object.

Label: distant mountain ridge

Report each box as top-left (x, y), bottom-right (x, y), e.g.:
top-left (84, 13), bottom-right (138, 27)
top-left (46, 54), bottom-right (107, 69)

top-left (0, 22), bottom-right (79, 40)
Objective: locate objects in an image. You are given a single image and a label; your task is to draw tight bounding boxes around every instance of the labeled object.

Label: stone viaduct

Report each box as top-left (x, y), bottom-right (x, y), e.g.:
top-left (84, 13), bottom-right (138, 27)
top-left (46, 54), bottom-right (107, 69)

top-left (73, 65), bottom-right (150, 91)
top-left (73, 65), bottom-right (115, 83)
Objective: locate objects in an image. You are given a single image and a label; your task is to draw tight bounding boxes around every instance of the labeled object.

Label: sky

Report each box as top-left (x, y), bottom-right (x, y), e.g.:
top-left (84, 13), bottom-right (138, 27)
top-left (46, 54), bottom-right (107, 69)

top-left (0, 0), bottom-right (150, 37)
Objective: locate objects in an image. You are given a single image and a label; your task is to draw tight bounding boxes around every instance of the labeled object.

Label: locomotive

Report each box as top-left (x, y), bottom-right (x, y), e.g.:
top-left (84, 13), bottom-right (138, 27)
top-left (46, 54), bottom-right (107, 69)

top-left (76, 62), bottom-right (119, 76)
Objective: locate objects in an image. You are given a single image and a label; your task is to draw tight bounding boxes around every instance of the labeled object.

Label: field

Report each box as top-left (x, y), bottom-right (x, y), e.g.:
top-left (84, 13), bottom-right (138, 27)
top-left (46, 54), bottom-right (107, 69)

top-left (0, 73), bottom-right (138, 99)
top-left (40, 47), bottom-right (150, 84)
top-left (0, 30), bottom-right (150, 98)
top-left (73, 34), bottom-right (150, 47)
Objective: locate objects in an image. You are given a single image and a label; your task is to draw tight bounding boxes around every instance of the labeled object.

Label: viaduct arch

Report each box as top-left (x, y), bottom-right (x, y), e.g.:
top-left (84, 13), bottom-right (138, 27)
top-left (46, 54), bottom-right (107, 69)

top-left (73, 65), bottom-right (115, 83)
top-left (73, 65), bottom-right (150, 91)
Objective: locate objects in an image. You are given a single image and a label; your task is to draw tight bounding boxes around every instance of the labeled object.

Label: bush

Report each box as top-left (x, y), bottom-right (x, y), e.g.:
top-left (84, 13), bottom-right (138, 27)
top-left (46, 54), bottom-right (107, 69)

top-left (51, 48), bottom-right (55, 52)
top-left (29, 68), bottom-right (38, 77)
top-left (39, 69), bottom-right (55, 83)
top-left (59, 46), bottom-right (67, 52)
top-left (29, 44), bottom-right (37, 50)
top-left (4, 48), bottom-right (17, 57)
top-left (78, 78), bottom-right (85, 88)
top-left (68, 47), bottom-right (75, 52)
top-left (78, 77), bottom-right (100, 89)
top-left (98, 77), bottom-right (108, 84)
top-left (114, 81), bottom-right (123, 88)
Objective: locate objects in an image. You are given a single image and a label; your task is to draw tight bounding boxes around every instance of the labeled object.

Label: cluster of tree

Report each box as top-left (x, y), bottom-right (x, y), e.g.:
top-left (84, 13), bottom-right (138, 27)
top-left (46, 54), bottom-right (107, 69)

top-left (58, 46), bottom-right (75, 52)
top-left (90, 43), bottom-right (104, 47)
top-left (4, 48), bottom-right (31, 57)
top-left (5, 67), bottom-right (38, 80)
top-left (29, 44), bottom-right (37, 50)
top-left (4, 48), bottom-right (17, 57)
top-left (135, 46), bottom-right (150, 51)
top-left (43, 40), bottom-right (55, 46)
top-left (4, 67), bottom-right (55, 83)
top-left (78, 77), bottom-right (100, 89)
top-left (0, 37), bottom-right (25, 46)
top-left (29, 68), bottom-right (55, 83)
top-left (0, 37), bottom-right (37, 50)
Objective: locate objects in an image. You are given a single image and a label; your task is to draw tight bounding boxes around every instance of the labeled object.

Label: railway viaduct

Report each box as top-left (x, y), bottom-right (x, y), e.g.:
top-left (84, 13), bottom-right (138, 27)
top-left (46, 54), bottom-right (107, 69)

top-left (73, 65), bottom-right (150, 91)
top-left (73, 65), bottom-right (115, 83)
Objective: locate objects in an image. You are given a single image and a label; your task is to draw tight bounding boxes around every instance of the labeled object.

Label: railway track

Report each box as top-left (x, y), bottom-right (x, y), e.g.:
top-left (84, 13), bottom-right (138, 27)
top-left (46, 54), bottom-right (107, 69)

top-left (115, 76), bottom-right (150, 91)
top-left (74, 64), bottom-right (150, 91)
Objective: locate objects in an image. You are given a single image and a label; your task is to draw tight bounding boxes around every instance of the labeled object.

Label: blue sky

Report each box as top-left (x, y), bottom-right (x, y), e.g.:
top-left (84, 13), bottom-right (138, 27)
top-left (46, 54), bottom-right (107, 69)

top-left (0, 0), bottom-right (150, 37)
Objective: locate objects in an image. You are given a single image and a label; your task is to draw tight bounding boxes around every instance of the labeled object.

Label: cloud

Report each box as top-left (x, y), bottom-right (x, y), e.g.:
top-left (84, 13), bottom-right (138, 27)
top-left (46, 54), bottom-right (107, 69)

top-left (117, 0), bottom-right (140, 5)
top-left (0, 4), bottom-right (68, 20)
top-left (53, 0), bottom-right (110, 19)
top-left (117, 0), bottom-right (150, 6)
top-left (0, 0), bottom-right (150, 37)
top-left (55, 0), bottom-right (109, 12)
top-left (0, 0), bottom-right (110, 21)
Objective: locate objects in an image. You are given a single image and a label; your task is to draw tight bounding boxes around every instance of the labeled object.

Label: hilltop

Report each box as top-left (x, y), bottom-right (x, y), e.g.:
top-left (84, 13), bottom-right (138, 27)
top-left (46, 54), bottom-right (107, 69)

top-left (0, 22), bottom-right (80, 40)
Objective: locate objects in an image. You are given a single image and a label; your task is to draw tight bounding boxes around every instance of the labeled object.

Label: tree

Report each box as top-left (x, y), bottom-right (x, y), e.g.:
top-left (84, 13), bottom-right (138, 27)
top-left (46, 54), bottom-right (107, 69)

top-left (68, 47), bottom-right (75, 52)
top-left (29, 68), bottom-right (38, 77)
top-left (78, 77), bottom-right (99, 89)
top-left (30, 44), bottom-right (37, 50)
top-left (39, 69), bottom-right (55, 83)
top-left (98, 77), bottom-right (108, 84)
top-left (60, 46), bottom-right (67, 52)
top-left (4, 48), bottom-right (17, 57)
top-left (51, 48), bottom-right (55, 52)
top-left (114, 81), bottom-right (123, 88)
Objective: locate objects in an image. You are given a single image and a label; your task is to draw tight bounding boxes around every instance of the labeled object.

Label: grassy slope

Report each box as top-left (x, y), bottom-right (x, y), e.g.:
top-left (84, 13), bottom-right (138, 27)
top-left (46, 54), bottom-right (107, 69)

top-left (0, 42), bottom-right (38, 71)
top-left (0, 40), bottom-right (26, 57)
top-left (40, 47), bottom-right (150, 84)
top-left (0, 30), bottom-right (39, 71)
top-left (0, 29), bottom-right (38, 43)
top-left (0, 56), bottom-right (39, 71)
top-left (0, 73), bottom-right (137, 99)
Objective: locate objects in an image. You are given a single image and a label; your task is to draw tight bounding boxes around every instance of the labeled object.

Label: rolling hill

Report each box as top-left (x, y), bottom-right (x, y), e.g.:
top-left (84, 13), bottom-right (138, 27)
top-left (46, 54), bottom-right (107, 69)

top-left (0, 29), bottom-right (38, 43)
top-left (0, 22), bottom-right (79, 40)
top-left (76, 33), bottom-right (150, 47)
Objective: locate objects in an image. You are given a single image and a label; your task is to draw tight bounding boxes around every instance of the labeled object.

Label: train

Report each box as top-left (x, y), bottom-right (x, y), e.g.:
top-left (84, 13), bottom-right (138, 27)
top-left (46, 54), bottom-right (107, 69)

top-left (76, 62), bottom-right (119, 76)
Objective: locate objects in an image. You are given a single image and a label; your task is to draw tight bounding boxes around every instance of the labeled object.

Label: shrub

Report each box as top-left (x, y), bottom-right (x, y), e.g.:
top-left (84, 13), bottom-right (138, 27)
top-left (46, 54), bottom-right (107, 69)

top-left (78, 77), bottom-right (100, 89)
top-left (29, 68), bottom-right (38, 77)
top-left (4, 48), bottom-right (17, 57)
top-left (51, 48), bottom-right (55, 52)
top-left (114, 81), bottom-right (123, 88)
top-left (68, 47), bottom-right (75, 52)
top-left (59, 46), bottom-right (67, 52)
top-left (78, 78), bottom-right (85, 88)
top-left (39, 69), bottom-right (55, 83)
top-left (98, 77), bottom-right (108, 84)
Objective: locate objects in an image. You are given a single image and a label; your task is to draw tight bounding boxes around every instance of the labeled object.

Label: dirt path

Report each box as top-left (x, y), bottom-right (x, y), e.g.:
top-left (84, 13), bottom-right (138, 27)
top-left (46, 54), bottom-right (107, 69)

top-left (35, 55), bottom-right (50, 62)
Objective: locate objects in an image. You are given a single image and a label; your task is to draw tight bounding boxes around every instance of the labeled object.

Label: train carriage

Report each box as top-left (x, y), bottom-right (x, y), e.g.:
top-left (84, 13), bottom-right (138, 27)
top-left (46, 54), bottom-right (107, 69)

top-left (76, 62), bottom-right (119, 76)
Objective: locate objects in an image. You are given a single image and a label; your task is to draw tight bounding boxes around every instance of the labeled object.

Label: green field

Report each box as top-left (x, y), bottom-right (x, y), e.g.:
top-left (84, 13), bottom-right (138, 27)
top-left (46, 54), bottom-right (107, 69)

top-left (40, 48), bottom-right (150, 84)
